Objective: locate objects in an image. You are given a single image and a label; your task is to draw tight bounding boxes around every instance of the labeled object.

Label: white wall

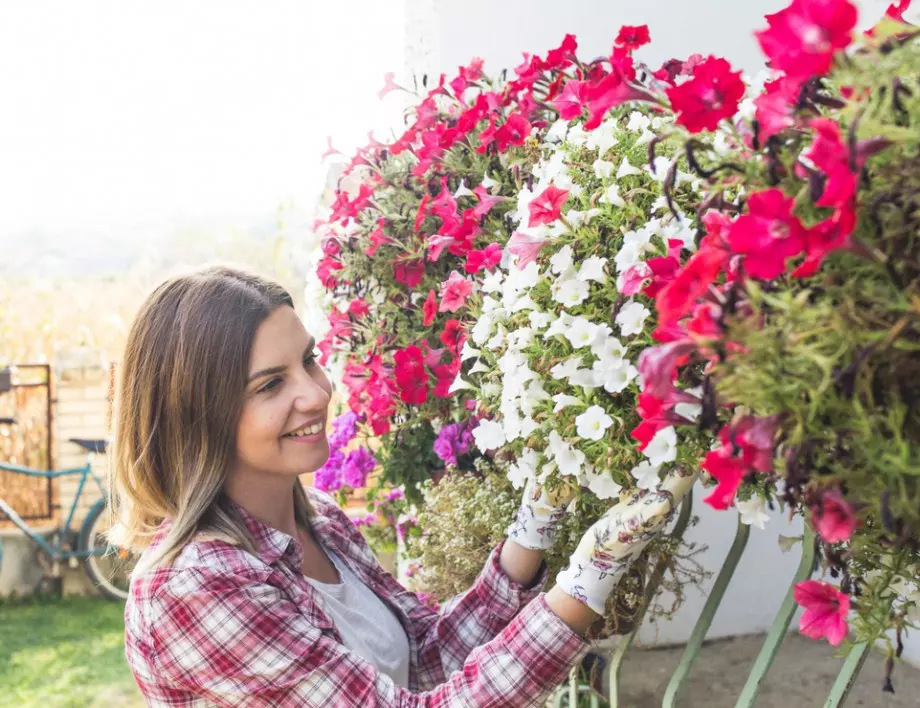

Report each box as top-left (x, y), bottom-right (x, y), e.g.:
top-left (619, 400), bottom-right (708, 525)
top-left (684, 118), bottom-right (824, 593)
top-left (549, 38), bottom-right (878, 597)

top-left (401, 0), bottom-right (920, 667)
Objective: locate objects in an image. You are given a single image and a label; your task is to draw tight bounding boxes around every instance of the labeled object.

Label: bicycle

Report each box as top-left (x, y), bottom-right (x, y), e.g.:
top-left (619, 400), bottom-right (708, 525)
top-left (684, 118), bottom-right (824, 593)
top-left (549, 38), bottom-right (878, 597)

top-left (0, 417), bottom-right (136, 600)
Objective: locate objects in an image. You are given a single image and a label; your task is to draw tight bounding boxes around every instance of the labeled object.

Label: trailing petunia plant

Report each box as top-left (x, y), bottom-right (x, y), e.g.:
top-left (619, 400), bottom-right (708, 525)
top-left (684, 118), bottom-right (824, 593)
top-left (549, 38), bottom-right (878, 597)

top-left (630, 0), bottom-right (920, 686)
top-left (462, 103), bottom-right (712, 505)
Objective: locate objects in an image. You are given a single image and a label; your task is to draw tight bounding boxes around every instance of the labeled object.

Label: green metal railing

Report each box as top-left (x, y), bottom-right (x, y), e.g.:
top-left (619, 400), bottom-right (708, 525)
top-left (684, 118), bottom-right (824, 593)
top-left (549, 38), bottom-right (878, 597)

top-left (553, 492), bottom-right (868, 707)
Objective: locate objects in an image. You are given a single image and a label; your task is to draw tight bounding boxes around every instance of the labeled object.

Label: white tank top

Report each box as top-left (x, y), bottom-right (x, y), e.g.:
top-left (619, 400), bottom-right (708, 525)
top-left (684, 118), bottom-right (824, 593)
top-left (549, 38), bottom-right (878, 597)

top-left (305, 551), bottom-right (411, 688)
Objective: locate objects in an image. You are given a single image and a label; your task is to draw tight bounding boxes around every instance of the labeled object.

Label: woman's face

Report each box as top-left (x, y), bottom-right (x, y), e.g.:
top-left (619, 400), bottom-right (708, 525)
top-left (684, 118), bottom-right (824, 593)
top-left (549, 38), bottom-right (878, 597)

top-left (233, 305), bottom-right (332, 480)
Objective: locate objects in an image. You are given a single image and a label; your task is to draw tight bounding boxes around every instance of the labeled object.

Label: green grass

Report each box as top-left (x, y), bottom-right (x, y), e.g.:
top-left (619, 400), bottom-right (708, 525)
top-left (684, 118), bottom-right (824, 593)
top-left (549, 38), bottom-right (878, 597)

top-left (0, 596), bottom-right (143, 708)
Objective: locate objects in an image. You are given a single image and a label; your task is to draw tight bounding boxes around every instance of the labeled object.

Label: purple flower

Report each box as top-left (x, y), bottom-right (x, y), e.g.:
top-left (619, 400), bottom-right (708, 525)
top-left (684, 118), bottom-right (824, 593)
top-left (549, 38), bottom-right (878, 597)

top-left (314, 449), bottom-right (345, 492)
top-left (329, 411), bottom-right (360, 450)
top-left (342, 447), bottom-right (377, 489)
top-left (351, 512), bottom-right (378, 529)
top-left (433, 421), bottom-right (473, 467)
top-left (385, 488), bottom-right (405, 503)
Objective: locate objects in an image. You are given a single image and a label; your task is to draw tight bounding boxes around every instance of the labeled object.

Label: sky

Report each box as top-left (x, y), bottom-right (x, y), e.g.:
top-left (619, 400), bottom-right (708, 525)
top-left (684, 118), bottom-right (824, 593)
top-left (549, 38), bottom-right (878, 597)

top-left (0, 1), bottom-right (406, 235)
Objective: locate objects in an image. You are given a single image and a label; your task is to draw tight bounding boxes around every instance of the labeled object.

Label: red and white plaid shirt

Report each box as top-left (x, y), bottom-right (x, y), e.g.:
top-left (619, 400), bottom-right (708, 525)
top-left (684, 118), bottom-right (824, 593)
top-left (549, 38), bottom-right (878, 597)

top-left (125, 488), bottom-right (588, 706)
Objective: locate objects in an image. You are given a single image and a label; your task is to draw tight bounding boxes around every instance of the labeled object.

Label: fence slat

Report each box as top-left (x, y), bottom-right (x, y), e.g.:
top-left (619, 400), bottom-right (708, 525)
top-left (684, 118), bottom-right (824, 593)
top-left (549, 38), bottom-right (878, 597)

top-left (608, 491), bottom-right (695, 707)
top-left (662, 516), bottom-right (751, 707)
top-left (823, 642), bottom-right (870, 708)
top-left (734, 525), bottom-right (817, 706)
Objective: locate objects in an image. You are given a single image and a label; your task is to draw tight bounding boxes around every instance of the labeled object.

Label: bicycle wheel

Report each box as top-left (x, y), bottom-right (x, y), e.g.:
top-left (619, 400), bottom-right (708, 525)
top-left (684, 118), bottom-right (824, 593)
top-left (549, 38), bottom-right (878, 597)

top-left (78, 500), bottom-right (137, 601)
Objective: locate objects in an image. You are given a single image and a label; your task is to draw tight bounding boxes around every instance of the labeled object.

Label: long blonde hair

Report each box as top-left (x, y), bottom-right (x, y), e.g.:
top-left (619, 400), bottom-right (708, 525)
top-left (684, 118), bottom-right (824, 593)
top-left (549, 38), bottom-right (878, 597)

top-left (110, 265), bottom-right (313, 569)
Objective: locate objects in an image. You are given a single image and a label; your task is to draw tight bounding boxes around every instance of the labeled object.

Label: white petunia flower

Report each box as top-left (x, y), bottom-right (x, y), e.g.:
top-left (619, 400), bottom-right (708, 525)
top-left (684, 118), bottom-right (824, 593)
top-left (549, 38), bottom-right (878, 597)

top-left (549, 245), bottom-right (574, 275)
top-left (736, 497), bottom-right (770, 530)
top-left (469, 359), bottom-right (489, 375)
top-left (486, 329), bottom-right (505, 351)
top-left (592, 332), bottom-right (626, 360)
top-left (599, 362), bottom-right (639, 394)
top-left (587, 472), bottom-right (622, 500)
top-left (552, 274), bottom-right (590, 307)
top-left (454, 180), bottom-right (475, 199)
top-left (480, 172), bottom-right (499, 192)
top-left (630, 460), bottom-right (661, 490)
top-left (447, 375), bottom-right (475, 395)
top-left (600, 183), bottom-right (626, 207)
top-left (550, 357), bottom-right (584, 381)
top-left (460, 341), bottom-right (482, 361)
top-left (481, 269), bottom-right (504, 294)
top-left (570, 368), bottom-right (601, 389)
top-left (564, 316), bottom-right (599, 349)
top-left (578, 256), bottom-right (608, 284)
top-left (575, 406), bottom-right (613, 441)
top-left (626, 111), bottom-right (651, 132)
top-left (546, 119), bottom-right (570, 143)
top-left (616, 301), bottom-right (651, 337)
top-left (548, 431), bottom-right (585, 478)
top-left (644, 426), bottom-right (678, 466)
top-left (471, 315), bottom-right (495, 346)
top-left (472, 419), bottom-right (506, 452)
top-left (521, 379), bottom-right (551, 415)
top-left (593, 159), bottom-right (615, 179)
top-left (635, 128), bottom-right (656, 147)
top-left (544, 311), bottom-right (574, 339)
top-left (566, 124), bottom-right (588, 146)
top-left (521, 416), bottom-right (540, 437)
top-left (617, 157), bottom-right (641, 178)
top-left (552, 393), bottom-right (582, 413)
top-left (529, 311), bottom-right (553, 330)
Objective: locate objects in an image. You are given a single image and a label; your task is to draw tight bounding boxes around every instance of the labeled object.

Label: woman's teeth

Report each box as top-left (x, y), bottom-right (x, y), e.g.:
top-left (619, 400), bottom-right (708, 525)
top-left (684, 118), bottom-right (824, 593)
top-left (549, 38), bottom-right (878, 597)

top-left (285, 422), bottom-right (324, 438)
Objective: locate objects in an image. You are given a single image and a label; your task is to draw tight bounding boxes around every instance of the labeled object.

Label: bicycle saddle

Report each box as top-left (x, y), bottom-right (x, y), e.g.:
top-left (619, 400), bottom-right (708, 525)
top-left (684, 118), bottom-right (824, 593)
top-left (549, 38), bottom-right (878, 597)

top-left (69, 438), bottom-right (109, 454)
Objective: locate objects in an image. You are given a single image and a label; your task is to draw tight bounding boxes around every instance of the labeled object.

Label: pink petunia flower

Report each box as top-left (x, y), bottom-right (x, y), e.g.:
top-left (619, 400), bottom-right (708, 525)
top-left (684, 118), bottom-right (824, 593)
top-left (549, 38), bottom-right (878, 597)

top-left (438, 271), bottom-right (474, 313)
top-left (794, 580), bottom-right (850, 645)
top-left (811, 489), bottom-right (857, 543)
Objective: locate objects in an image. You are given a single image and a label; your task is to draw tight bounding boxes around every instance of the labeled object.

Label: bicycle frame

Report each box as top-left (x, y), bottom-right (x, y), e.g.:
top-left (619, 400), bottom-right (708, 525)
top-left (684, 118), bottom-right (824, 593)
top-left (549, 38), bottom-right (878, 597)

top-left (0, 455), bottom-right (107, 560)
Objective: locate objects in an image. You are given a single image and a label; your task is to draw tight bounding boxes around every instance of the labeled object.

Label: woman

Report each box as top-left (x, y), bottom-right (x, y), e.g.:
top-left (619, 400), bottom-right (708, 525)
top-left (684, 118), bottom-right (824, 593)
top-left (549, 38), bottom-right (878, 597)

top-left (115, 265), bottom-right (686, 706)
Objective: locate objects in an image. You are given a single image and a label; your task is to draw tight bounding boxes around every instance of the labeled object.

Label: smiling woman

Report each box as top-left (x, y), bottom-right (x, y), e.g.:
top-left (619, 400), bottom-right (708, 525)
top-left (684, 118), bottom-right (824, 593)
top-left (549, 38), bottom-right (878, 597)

top-left (108, 263), bottom-right (657, 707)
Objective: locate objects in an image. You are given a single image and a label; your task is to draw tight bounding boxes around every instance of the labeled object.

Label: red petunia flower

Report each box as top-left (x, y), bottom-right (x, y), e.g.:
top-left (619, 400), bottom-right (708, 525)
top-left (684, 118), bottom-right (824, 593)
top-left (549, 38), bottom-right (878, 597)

top-left (615, 24), bottom-right (651, 51)
top-left (440, 319), bottom-right (464, 353)
top-left (754, 76), bottom-right (803, 141)
top-left (470, 186), bottom-right (508, 220)
top-left (394, 346), bottom-right (428, 405)
top-left (666, 55), bottom-right (746, 133)
top-left (553, 79), bottom-right (589, 120)
top-left (655, 244), bottom-right (728, 326)
top-left (701, 449), bottom-right (747, 510)
top-left (393, 258), bottom-right (426, 289)
top-left (728, 188), bottom-right (807, 280)
top-left (465, 243), bottom-right (503, 274)
top-left (811, 489), bottom-right (857, 544)
top-left (527, 184), bottom-right (569, 227)
top-left (756, 0), bottom-right (858, 79)
top-left (792, 205), bottom-right (856, 278)
top-left (422, 289), bottom-right (438, 327)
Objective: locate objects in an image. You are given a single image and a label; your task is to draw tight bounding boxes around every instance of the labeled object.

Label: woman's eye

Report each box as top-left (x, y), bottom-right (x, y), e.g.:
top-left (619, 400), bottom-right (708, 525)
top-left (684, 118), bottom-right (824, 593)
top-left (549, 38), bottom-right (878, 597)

top-left (259, 378), bottom-right (282, 394)
top-left (304, 352), bottom-right (319, 368)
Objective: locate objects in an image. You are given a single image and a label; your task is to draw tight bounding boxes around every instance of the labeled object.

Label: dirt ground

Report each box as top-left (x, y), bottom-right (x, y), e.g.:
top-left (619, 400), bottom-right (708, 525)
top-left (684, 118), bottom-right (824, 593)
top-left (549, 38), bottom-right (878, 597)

top-left (614, 633), bottom-right (920, 707)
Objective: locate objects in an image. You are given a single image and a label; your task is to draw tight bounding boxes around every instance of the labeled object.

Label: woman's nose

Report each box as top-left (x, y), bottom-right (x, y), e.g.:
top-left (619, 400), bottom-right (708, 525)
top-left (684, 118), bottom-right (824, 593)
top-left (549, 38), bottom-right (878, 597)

top-left (293, 371), bottom-right (329, 411)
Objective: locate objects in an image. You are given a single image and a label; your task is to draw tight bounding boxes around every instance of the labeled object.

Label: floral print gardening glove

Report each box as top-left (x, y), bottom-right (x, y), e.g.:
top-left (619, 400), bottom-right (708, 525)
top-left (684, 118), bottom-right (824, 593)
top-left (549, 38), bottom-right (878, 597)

top-left (555, 468), bottom-right (699, 615)
top-left (506, 477), bottom-right (576, 551)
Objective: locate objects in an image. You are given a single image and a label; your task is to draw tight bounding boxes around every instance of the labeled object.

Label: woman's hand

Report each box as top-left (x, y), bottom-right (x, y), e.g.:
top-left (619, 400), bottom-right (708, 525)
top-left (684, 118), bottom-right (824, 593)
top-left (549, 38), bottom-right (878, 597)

top-left (505, 477), bottom-right (576, 551)
top-left (555, 468), bottom-right (698, 615)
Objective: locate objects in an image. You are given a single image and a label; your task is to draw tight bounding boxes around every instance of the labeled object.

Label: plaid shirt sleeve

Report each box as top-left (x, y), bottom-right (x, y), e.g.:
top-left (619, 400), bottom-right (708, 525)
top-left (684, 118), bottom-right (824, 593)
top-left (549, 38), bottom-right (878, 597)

top-left (146, 565), bottom-right (589, 707)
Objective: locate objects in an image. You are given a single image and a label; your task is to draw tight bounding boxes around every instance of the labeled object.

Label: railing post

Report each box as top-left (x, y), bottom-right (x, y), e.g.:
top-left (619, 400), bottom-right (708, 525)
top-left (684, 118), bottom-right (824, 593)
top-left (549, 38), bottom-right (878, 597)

top-left (662, 516), bottom-right (751, 707)
top-left (734, 524), bottom-right (817, 707)
top-left (823, 642), bottom-right (870, 707)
